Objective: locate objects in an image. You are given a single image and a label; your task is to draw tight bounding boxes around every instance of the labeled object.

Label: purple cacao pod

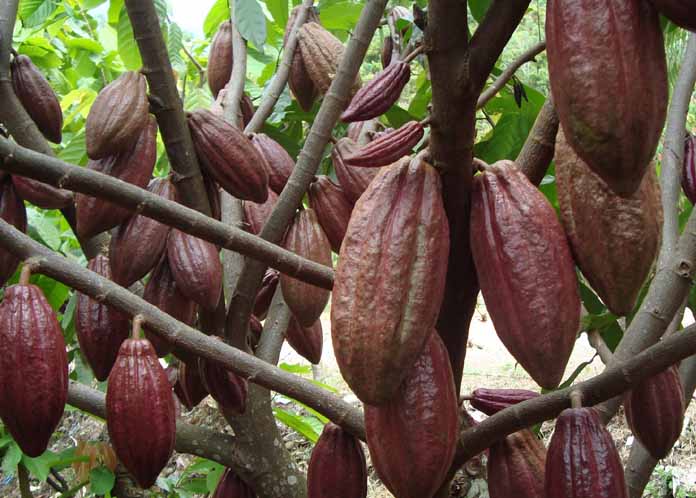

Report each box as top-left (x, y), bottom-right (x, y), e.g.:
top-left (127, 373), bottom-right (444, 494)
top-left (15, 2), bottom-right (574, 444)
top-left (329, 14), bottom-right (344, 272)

top-left (0, 179), bottom-right (27, 286)
top-left (198, 337), bottom-right (248, 414)
top-left (682, 133), bottom-right (696, 204)
top-left (286, 316), bottom-right (323, 365)
top-left (343, 121), bottom-right (424, 168)
top-left (308, 175), bottom-right (353, 253)
top-left (11, 175), bottom-right (72, 210)
top-left (341, 61), bottom-right (411, 122)
top-left (212, 468), bottom-right (256, 498)
top-left (332, 138), bottom-right (379, 204)
top-left (470, 388), bottom-right (540, 416)
top-left (488, 429), bottom-right (546, 498)
top-left (242, 188), bottom-right (278, 235)
top-left (208, 21), bottom-right (234, 99)
top-left (252, 269), bottom-right (279, 320)
top-left (173, 360), bottom-right (209, 411)
top-left (251, 133), bottom-right (295, 195)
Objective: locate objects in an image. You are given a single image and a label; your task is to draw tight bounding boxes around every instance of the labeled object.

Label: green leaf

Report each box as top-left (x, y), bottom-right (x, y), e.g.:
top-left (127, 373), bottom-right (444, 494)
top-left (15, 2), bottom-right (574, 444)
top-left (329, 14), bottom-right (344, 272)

top-left (19, 0), bottom-right (58, 27)
top-left (90, 466), bottom-right (115, 495)
top-left (556, 357), bottom-right (596, 390)
top-left (22, 453), bottom-right (53, 482)
top-left (2, 443), bottom-right (22, 475)
top-left (206, 464), bottom-right (225, 492)
top-left (29, 210), bottom-right (62, 250)
top-left (117, 6), bottom-right (142, 70)
top-left (181, 477), bottom-right (210, 493)
top-left (82, 0), bottom-right (108, 9)
top-left (278, 362), bottom-right (312, 374)
top-left (264, 0), bottom-right (289, 29)
top-left (203, 0), bottom-right (230, 37)
top-left (273, 408), bottom-right (321, 442)
top-left (468, 0), bottom-right (491, 22)
top-left (64, 37), bottom-right (104, 53)
top-left (167, 22), bottom-right (184, 68)
top-left (107, 0), bottom-right (124, 25)
top-left (318, 1), bottom-right (363, 32)
top-left (235, 0), bottom-right (267, 49)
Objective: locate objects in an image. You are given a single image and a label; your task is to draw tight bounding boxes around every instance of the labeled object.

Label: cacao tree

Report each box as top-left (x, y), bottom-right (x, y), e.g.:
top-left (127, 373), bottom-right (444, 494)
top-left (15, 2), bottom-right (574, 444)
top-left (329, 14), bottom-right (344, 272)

top-left (0, 0), bottom-right (695, 497)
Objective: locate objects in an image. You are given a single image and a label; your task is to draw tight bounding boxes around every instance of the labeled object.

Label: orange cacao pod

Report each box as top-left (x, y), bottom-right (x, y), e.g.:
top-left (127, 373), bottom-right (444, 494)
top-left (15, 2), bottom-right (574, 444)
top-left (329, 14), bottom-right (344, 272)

top-left (470, 161), bottom-right (580, 389)
top-left (488, 429), bottom-right (546, 498)
top-left (212, 468), bottom-right (256, 498)
top-left (198, 337), bottom-right (248, 414)
top-left (208, 21), bottom-right (234, 98)
top-left (243, 188), bottom-right (278, 235)
top-left (343, 120), bottom-right (424, 168)
top-left (286, 316), bottom-right (323, 365)
top-left (308, 175), bottom-right (353, 253)
top-left (11, 174), bottom-right (72, 210)
top-left (253, 269), bottom-right (279, 320)
top-left (624, 365), bottom-right (685, 459)
top-left (332, 156), bottom-right (449, 405)
top-left (86, 71), bottom-right (149, 159)
top-left (341, 62), bottom-right (410, 122)
top-left (106, 338), bottom-right (176, 488)
top-left (0, 283), bottom-right (68, 457)
top-left (307, 422), bottom-right (367, 498)
top-left (0, 179), bottom-right (26, 286)
top-left (173, 360), bottom-right (209, 411)
top-left (649, 0), bottom-right (696, 31)
top-left (469, 388), bottom-right (540, 416)
top-left (251, 133), bottom-right (295, 194)
top-left (556, 131), bottom-right (662, 316)
top-left (332, 138), bottom-right (379, 204)
top-left (76, 255), bottom-right (130, 381)
top-left (547, 0), bottom-right (667, 196)
top-left (683, 133), bottom-right (696, 204)
top-left (365, 333), bottom-right (459, 498)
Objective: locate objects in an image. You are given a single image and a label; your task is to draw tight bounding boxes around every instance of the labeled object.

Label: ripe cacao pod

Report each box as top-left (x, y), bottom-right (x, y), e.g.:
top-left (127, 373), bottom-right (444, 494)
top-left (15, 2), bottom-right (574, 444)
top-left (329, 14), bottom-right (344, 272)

top-left (167, 229), bottom-right (223, 311)
top-left (11, 54), bottom-right (63, 143)
top-left (545, 407), bottom-right (627, 498)
top-left (212, 468), bottom-right (256, 498)
top-left (106, 338), bottom-right (176, 488)
top-left (0, 283), bottom-right (68, 457)
top-left (308, 175), bottom-right (353, 253)
top-left (381, 36), bottom-right (394, 69)
top-left (624, 365), bottom-right (685, 459)
top-left (76, 255), bottom-right (130, 381)
top-left (556, 131), bottom-right (662, 316)
top-left (187, 109), bottom-right (269, 203)
top-left (284, 6), bottom-right (321, 47)
top-left (682, 133), bottom-right (696, 204)
top-left (11, 175), bottom-right (72, 210)
top-left (173, 360), bottom-right (208, 411)
top-left (470, 161), bottom-right (580, 389)
top-left (86, 71), bottom-right (149, 159)
top-left (341, 62), bottom-right (410, 122)
top-left (243, 188), bottom-right (278, 235)
top-left (365, 333), bottom-right (459, 498)
top-left (251, 133), bottom-right (295, 194)
top-left (488, 429), bottom-right (546, 498)
top-left (343, 120), bottom-right (424, 168)
top-left (546, 0), bottom-right (668, 196)
top-left (208, 21), bottom-right (233, 98)
top-left (650, 0), bottom-right (696, 31)
top-left (286, 316), bottom-right (323, 365)
top-left (285, 7), bottom-right (321, 111)
top-left (281, 208), bottom-right (332, 326)
top-left (248, 315), bottom-right (263, 347)
top-left (110, 177), bottom-right (177, 286)
top-left (332, 138), bottom-right (379, 204)
top-left (203, 173), bottom-right (222, 221)
top-left (253, 269), bottom-right (279, 320)
top-left (76, 115), bottom-right (157, 239)
top-left (0, 179), bottom-right (26, 286)
top-left (307, 422), bottom-right (367, 498)
top-left (469, 388), bottom-right (540, 416)
top-left (332, 156), bottom-right (449, 405)
top-left (198, 337), bottom-right (248, 414)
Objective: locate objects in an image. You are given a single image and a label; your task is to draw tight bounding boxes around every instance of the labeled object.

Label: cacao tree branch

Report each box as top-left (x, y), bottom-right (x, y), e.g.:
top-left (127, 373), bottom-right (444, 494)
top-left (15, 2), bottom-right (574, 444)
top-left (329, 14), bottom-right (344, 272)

top-left (587, 330), bottom-right (614, 365)
top-left (515, 95), bottom-right (558, 185)
top-left (255, 287), bottom-right (292, 364)
top-left (181, 44), bottom-right (205, 85)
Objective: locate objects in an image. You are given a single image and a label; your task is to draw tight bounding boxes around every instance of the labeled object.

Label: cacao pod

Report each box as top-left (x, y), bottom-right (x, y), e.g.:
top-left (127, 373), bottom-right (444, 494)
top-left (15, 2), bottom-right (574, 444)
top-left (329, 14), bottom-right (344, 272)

top-left (11, 175), bottom-right (72, 210)
top-left (307, 422), bottom-right (367, 498)
top-left (110, 177), bottom-right (177, 286)
top-left (682, 133), bottom-right (696, 204)
top-left (556, 131), bottom-right (662, 316)
top-left (248, 315), bottom-right (263, 347)
top-left (203, 173), bottom-right (222, 221)
top-left (167, 229), bottom-right (223, 311)
top-left (343, 120), bottom-right (424, 168)
top-left (11, 54), bottom-right (63, 143)
top-left (86, 71), bottom-right (149, 159)
top-left (253, 269), bottom-right (279, 320)
top-left (280, 208), bottom-right (332, 326)
top-left (332, 138), bottom-right (379, 204)
top-left (76, 115), bottom-right (157, 239)
top-left (0, 179), bottom-right (26, 286)
top-left (488, 429), bottom-right (546, 498)
top-left (242, 188), bottom-right (278, 235)
top-left (624, 365), bottom-right (685, 459)
top-left (212, 468), bottom-right (256, 498)
top-left (470, 161), bottom-right (580, 389)
top-left (173, 360), bottom-right (209, 411)
top-left (76, 255), bottom-right (130, 381)
top-left (240, 93), bottom-right (255, 127)
top-left (106, 338), bottom-right (176, 488)
top-left (286, 316), bottom-right (323, 365)
top-left (208, 21), bottom-right (233, 98)
top-left (284, 6), bottom-right (321, 47)
top-left (546, 0), bottom-right (668, 196)
top-left (285, 7), bottom-right (321, 111)
top-left (545, 407), bottom-right (627, 498)
top-left (331, 156), bottom-right (449, 405)
top-left (381, 36), bottom-right (394, 69)
top-left (346, 119), bottom-right (380, 145)
top-left (0, 283), bottom-right (68, 457)
top-left (308, 175), bottom-right (353, 253)
top-left (470, 388), bottom-right (540, 416)
top-left (650, 0), bottom-right (696, 31)
top-left (251, 133), bottom-right (295, 194)
top-left (187, 109), bottom-right (269, 203)
top-left (365, 333), bottom-right (459, 498)
top-left (198, 337), bottom-right (248, 414)
top-left (341, 62), bottom-right (411, 122)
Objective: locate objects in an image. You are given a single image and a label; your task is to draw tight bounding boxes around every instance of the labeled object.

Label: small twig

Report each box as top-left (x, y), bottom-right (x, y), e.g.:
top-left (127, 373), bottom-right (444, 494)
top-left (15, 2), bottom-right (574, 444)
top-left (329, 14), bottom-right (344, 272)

top-left (181, 43), bottom-right (205, 85)
top-left (587, 330), bottom-right (614, 365)
top-left (50, 468), bottom-right (68, 492)
top-left (472, 157), bottom-right (489, 172)
top-left (46, 477), bottom-right (66, 493)
top-left (132, 314), bottom-right (144, 340)
top-left (569, 390), bottom-right (583, 409)
top-left (19, 261), bottom-right (33, 285)
top-left (403, 44), bottom-right (424, 64)
top-left (18, 464), bottom-right (33, 498)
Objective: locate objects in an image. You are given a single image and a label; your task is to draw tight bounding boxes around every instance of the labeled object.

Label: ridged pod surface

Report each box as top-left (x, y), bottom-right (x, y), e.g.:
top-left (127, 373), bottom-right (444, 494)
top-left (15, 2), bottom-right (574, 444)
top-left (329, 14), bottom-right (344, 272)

top-left (203, 173), bottom-right (222, 221)
top-left (212, 468), bottom-right (256, 498)
top-left (187, 109), bottom-right (269, 203)
top-left (556, 131), bottom-right (662, 316)
top-left (11, 175), bottom-right (72, 210)
top-left (86, 71), bottom-right (149, 159)
top-left (0, 283), bottom-right (68, 457)
top-left (545, 408), bottom-right (627, 498)
top-left (332, 156), bottom-right (449, 405)
top-left (253, 269), bottom-right (279, 319)
top-left (471, 161), bottom-right (580, 389)
top-left (470, 388), bottom-right (540, 416)
top-left (286, 316), bottom-right (323, 365)
top-left (11, 54), bottom-right (63, 143)
top-left (682, 134), bottom-right (696, 204)
top-left (624, 365), bottom-right (685, 459)
top-left (546, 0), bottom-right (668, 196)
top-left (243, 188), bottom-right (278, 235)
top-left (332, 138), bottom-right (379, 204)
top-left (289, 49), bottom-right (318, 112)
top-left (307, 422), bottom-right (367, 498)
top-left (76, 116), bottom-right (157, 239)
top-left (106, 338), bottom-right (176, 488)
top-left (76, 255), bottom-right (130, 381)
top-left (198, 337), bottom-right (248, 414)
top-left (173, 360), bottom-right (208, 411)
top-left (650, 0), bottom-right (696, 31)
top-left (0, 179), bottom-right (26, 286)
top-left (251, 133), bottom-right (295, 194)
top-left (208, 21), bottom-right (233, 98)
top-left (343, 121), bottom-right (424, 168)
top-left (308, 175), bottom-right (353, 252)
top-left (110, 178), bottom-right (177, 286)
top-left (365, 333), bottom-right (458, 498)
top-left (280, 209), bottom-right (332, 326)
top-left (488, 429), bottom-right (546, 498)
top-left (381, 36), bottom-right (394, 69)
top-left (167, 229), bottom-right (223, 311)
top-left (341, 62), bottom-right (411, 122)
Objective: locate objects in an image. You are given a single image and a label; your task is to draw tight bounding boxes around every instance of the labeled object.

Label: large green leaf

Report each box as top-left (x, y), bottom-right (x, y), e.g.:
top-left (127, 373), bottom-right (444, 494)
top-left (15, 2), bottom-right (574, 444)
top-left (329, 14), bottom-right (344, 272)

top-left (264, 0), bottom-right (289, 29)
top-left (1, 443), bottom-right (22, 475)
top-left (19, 0), bottom-right (58, 27)
top-left (90, 466), bottom-right (115, 495)
top-left (273, 408), bottom-right (322, 442)
top-left (107, 0), bottom-right (124, 25)
top-left (167, 22), bottom-right (184, 68)
top-left (117, 6), bottom-right (142, 69)
top-left (468, 0), bottom-right (491, 22)
top-left (318, 1), bottom-right (363, 32)
top-left (203, 0), bottom-right (229, 37)
top-left (235, 0), bottom-right (267, 49)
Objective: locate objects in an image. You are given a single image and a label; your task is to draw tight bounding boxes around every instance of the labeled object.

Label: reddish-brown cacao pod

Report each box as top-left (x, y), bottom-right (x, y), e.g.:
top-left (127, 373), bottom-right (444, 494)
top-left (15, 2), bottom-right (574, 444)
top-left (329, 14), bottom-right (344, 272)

top-left (308, 175), bottom-right (353, 253)
top-left (381, 36), bottom-right (394, 69)
top-left (285, 7), bottom-right (321, 111)
top-left (212, 468), bottom-right (256, 498)
top-left (106, 338), bottom-right (176, 488)
top-left (110, 177), bottom-right (177, 286)
top-left (11, 54), bottom-right (63, 143)
top-left (284, 6), bottom-right (321, 46)
top-left (250, 133), bottom-right (295, 195)
top-left (203, 172), bottom-right (222, 221)
top-left (624, 365), bottom-right (685, 459)
top-left (253, 269), bottom-right (279, 320)
top-left (187, 109), bottom-right (269, 203)
top-left (488, 429), bottom-right (546, 498)
top-left (0, 283), bottom-right (68, 457)
top-left (242, 188), bottom-right (278, 235)
top-left (248, 315), bottom-right (263, 346)
top-left (332, 138), bottom-right (379, 204)
top-left (471, 161), bottom-right (580, 389)
top-left (346, 119), bottom-right (380, 145)
top-left (343, 120), bottom-right (424, 168)
top-left (86, 71), bottom-right (149, 159)
top-left (469, 388), bottom-right (540, 416)
top-left (682, 133), bottom-right (696, 204)
top-left (0, 179), bottom-right (26, 285)
top-left (286, 316), bottom-right (323, 365)
top-left (341, 61), bottom-right (410, 122)
top-left (365, 333), bottom-right (459, 498)
top-left (307, 422), bottom-right (367, 498)
top-left (76, 255), bottom-right (130, 381)
top-left (280, 209), bottom-right (332, 326)
top-left (198, 338), bottom-right (248, 414)
top-left (208, 21), bottom-right (233, 98)
top-left (173, 360), bottom-right (209, 411)
top-left (332, 156), bottom-right (449, 405)
top-left (649, 0), bottom-right (696, 31)
top-left (546, 0), bottom-right (668, 196)
top-left (167, 229), bottom-right (223, 311)
top-left (556, 131), bottom-right (662, 316)
top-left (545, 407), bottom-right (627, 498)
top-left (11, 175), bottom-right (72, 210)
top-left (76, 115), bottom-right (157, 239)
